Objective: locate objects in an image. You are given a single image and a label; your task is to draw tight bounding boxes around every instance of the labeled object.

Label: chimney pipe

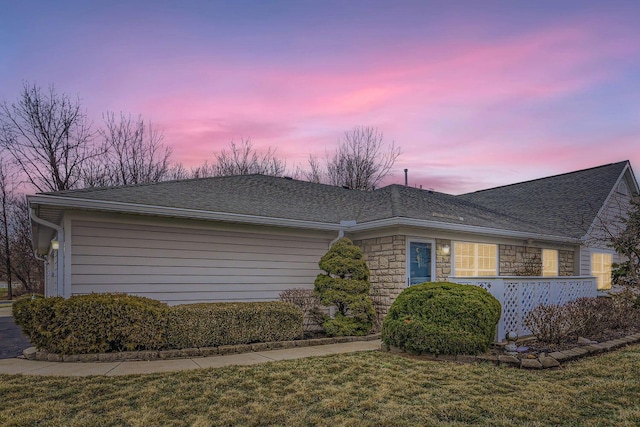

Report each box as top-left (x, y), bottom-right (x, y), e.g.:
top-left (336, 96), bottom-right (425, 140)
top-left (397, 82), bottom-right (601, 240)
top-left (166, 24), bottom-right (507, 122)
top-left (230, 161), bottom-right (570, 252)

top-left (404, 169), bottom-right (408, 186)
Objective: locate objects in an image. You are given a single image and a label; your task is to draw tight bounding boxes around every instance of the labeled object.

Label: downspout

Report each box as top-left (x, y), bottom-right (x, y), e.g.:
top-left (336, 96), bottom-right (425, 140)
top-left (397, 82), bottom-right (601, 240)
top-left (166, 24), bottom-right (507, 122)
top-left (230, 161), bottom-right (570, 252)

top-left (30, 208), bottom-right (64, 297)
top-left (330, 220), bottom-right (357, 246)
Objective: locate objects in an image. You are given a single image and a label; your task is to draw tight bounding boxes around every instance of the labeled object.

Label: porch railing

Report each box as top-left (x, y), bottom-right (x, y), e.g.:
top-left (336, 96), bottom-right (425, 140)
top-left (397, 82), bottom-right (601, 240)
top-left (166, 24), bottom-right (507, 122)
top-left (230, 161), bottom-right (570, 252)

top-left (449, 276), bottom-right (597, 341)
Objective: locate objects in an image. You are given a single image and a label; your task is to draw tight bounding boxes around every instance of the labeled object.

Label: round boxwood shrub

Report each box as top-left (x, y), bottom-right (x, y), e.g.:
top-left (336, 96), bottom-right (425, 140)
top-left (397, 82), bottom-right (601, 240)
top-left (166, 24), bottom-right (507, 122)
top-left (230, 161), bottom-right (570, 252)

top-left (381, 282), bottom-right (501, 355)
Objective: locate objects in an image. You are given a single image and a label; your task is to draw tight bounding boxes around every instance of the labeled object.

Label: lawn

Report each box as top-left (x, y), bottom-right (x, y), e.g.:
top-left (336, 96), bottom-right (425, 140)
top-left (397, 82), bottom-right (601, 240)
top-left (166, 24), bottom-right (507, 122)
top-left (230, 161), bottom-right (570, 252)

top-left (1, 346), bottom-right (640, 426)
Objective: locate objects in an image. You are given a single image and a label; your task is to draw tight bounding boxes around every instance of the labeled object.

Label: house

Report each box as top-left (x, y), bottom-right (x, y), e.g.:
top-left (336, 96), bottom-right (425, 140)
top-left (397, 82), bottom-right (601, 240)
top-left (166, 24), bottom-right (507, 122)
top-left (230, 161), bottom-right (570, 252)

top-left (29, 161), bottom-right (638, 318)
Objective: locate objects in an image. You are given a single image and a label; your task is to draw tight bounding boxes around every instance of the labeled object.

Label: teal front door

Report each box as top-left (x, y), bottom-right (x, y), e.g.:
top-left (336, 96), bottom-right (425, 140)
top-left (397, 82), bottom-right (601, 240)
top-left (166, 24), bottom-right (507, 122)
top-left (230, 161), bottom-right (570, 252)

top-left (409, 242), bottom-right (432, 286)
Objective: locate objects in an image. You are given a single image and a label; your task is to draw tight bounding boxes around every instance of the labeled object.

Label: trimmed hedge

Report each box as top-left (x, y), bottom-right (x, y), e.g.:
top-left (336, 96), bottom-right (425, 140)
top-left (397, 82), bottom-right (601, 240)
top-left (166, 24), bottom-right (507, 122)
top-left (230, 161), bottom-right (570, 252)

top-left (167, 302), bottom-right (303, 348)
top-left (382, 282), bottom-right (501, 355)
top-left (13, 294), bottom-right (304, 354)
top-left (13, 294), bottom-right (168, 354)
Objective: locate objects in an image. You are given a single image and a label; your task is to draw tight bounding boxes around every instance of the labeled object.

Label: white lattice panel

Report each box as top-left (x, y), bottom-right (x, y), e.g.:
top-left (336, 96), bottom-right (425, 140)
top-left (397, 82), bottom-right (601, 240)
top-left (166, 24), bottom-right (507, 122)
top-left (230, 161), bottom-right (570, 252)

top-left (451, 276), bottom-right (597, 341)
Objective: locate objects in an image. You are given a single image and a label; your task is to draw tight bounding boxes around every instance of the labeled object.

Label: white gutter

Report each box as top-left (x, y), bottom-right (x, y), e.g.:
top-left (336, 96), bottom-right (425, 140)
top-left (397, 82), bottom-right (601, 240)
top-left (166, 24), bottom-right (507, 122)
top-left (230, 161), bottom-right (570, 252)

top-left (28, 196), bottom-right (580, 244)
top-left (30, 208), bottom-right (64, 297)
top-left (348, 217), bottom-right (581, 244)
top-left (28, 194), bottom-right (343, 231)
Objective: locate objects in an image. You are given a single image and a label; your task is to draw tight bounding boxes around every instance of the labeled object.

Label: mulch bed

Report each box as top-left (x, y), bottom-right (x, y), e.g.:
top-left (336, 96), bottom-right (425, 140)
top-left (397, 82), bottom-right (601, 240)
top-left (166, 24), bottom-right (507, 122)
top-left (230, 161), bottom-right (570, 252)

top-left (491, 327), bottom-right (640, 359)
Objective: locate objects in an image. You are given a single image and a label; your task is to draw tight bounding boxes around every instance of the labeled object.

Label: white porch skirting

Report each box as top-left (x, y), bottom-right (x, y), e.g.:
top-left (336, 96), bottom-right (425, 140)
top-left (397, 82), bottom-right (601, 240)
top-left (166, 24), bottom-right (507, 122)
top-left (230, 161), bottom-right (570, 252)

top-left (450, 276), bottom-right (597, 341)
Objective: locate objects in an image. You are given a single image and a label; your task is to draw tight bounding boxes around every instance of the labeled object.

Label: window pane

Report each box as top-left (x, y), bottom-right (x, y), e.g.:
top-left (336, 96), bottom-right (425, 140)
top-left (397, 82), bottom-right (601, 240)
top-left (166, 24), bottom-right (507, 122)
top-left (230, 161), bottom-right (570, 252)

top-left (591, 252), bottom-right (612, 290)
top-left (542, 249), bottom-right (558, 277)
top-left (454, 242), bottom-right (497, 276)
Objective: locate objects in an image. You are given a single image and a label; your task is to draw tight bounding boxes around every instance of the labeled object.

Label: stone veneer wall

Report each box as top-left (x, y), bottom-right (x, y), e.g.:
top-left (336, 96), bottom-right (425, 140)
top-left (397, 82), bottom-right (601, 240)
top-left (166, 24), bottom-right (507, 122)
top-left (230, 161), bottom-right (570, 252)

top-left (499, 245), bottom-right (542, 275)
top-left (354, 235), bottom-right (406, 319)
top-left (435, 239), bottom-right (452, 281)
top-left (500, 245), bottom-right (575, 276)
top-left (558, 250), bottom-right (575, 276)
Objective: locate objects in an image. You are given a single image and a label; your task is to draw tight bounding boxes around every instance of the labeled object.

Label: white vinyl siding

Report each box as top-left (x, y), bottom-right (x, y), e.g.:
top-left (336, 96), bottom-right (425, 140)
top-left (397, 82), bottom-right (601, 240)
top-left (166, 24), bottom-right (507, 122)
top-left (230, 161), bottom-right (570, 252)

top-left (542, 249), bottom-right (559, 277)
top-left (70, 219), bottom-right (331, 305)
top-left (45, 251), bottom-right (58, 297)
top-left (591, 252), bottom-right (613, 290)
top-left (453, 242), bottom-right (497, 276)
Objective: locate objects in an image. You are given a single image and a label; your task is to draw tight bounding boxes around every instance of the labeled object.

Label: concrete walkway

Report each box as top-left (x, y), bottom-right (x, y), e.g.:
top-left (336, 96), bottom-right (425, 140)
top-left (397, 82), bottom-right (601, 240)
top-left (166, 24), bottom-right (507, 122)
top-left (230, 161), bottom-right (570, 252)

top-left (0, 340), bottom-right (382, 377)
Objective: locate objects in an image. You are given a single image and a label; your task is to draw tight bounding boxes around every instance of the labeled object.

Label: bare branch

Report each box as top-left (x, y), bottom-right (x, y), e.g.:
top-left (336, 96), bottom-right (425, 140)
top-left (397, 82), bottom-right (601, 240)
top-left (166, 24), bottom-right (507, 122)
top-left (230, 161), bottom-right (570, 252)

top-left (0, 83), bottom-right (96, 192)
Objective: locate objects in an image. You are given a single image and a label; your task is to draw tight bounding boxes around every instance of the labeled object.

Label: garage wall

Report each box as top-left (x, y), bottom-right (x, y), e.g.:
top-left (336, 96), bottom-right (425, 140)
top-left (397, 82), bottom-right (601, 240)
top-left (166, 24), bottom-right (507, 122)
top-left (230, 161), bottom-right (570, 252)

top-left (69, 217), bottom-right (333, 305)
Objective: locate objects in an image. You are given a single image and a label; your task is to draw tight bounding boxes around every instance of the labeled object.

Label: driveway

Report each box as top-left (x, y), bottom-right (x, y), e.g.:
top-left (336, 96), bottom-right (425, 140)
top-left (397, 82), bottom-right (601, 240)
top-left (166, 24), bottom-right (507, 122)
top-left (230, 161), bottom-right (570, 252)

top-left (0, 304), bottom-right (32, 359)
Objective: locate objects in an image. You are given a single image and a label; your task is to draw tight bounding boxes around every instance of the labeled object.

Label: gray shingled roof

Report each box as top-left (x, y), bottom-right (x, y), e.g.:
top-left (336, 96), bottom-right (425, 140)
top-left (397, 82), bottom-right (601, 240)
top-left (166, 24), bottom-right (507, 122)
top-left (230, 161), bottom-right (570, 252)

top-left (457, 161), bottom-right (629, 239)
top-left (35, 161), bottom-right (630, 240)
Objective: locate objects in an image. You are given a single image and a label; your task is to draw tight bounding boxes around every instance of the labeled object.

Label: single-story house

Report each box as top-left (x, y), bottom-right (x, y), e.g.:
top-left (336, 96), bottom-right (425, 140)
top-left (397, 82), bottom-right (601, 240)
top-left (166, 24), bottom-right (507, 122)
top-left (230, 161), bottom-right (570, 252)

top-left (29, 161), bottom-right (638, 320)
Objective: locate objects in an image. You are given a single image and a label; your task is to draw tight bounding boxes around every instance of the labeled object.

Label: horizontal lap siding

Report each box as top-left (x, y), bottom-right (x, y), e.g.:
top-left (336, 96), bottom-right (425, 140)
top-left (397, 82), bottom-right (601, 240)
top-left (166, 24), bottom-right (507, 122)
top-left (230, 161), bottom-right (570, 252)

top-left (70, 220), bottom-right (330, 304)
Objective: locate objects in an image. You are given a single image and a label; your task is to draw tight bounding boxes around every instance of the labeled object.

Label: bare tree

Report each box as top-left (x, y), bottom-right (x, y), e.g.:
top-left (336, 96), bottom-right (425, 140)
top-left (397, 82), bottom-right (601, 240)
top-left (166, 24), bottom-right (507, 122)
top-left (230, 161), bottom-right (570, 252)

top-left (0, 160), bottom-right (14, 299)
top-left (0, 83), bottom-right (96, 192)
top-left (8, 197), bottom-right (44, 294)
top-left (303, 154), bottom-right (324, 184)
top-left (197, 139), bottom-right (287, 177)
top-left (316, 126), bottom-right (400, 191)
top-left (83, 112), bottom-right (172, 186)
top-left (610, 197), bottom-right (640, 286)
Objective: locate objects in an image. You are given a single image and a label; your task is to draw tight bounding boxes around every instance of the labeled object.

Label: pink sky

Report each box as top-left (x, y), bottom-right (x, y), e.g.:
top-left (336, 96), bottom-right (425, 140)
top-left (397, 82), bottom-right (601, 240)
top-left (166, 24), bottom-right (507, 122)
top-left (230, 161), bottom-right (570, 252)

top-left (1, 1), bottom-right (639, 193)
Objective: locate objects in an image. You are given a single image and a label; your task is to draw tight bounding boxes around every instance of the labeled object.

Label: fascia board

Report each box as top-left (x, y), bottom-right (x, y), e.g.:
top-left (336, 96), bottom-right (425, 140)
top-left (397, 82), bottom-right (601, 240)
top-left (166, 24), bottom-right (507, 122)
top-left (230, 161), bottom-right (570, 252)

top-left (582, 162), bottom-right (632, 241)
top-left (350, 217), bottom-right (580, 244)
top-left (28, 195), bottom-right (343, 231)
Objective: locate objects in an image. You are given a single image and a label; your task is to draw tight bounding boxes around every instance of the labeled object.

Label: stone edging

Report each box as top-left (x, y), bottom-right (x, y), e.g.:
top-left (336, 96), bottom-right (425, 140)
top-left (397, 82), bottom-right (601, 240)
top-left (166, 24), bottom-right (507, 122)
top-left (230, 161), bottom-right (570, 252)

top-left (384, 333), bottom-right (640, 369)
top-left (22, 334), bottom-right (382, 363)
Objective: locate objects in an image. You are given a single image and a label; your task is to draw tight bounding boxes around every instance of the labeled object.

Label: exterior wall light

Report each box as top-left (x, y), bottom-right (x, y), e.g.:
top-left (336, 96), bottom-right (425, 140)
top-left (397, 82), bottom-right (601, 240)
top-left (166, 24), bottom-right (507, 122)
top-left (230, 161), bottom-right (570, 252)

top-left (51, 239), bottom-right (60, 250)
top-left (442, 244), bottom-right (450, 255)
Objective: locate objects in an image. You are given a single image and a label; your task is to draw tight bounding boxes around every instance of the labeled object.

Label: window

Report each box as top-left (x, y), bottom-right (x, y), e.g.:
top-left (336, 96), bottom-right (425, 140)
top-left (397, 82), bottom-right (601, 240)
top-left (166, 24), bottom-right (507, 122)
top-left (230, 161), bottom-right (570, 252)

top-left (591, 252), bottom-right (612, 290)
top-left (453, 242), bottom-right (497, 276)
top-left (542, 249), bottom-right (558, 277)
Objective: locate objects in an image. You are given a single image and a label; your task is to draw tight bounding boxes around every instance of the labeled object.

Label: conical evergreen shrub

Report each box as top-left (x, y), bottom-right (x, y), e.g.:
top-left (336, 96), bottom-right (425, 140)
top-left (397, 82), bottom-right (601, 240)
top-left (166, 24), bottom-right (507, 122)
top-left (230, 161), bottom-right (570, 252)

top-left (314, 238), bottom-right (375, 336)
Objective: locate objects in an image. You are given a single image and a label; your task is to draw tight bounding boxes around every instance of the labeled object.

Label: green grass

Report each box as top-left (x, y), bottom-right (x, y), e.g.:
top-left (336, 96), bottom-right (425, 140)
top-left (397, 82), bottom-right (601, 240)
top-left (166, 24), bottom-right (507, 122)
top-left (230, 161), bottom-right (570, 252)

top-left (2, 346), bottom-right (640, 426)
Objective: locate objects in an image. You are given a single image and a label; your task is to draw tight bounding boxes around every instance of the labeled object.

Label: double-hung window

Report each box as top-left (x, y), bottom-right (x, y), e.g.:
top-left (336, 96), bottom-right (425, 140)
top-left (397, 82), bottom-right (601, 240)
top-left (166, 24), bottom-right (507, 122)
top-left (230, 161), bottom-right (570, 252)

top-left (453, 242), bottom-right (497, 276)
top-left (542, 249), bottom-right (559, 277)
top-left (591, 252), bottom-right (613, 290)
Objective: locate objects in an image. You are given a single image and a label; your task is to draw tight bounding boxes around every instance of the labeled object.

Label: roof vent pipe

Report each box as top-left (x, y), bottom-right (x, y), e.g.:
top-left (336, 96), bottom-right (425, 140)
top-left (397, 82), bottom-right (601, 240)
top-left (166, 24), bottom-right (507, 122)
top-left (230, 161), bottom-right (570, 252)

top-left (404, 169), bottom-right (408, 186)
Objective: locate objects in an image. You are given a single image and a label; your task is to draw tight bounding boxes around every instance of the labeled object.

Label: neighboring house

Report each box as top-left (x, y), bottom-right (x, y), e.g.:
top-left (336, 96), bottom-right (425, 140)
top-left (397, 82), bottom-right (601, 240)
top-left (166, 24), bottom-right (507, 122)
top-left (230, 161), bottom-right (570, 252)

top-left (29, 161), bottom-right (638, 315)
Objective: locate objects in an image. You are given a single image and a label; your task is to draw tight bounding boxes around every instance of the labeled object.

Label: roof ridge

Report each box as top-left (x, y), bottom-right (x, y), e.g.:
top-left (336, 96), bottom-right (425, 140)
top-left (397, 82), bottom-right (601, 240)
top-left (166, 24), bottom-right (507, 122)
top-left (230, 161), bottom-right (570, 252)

top-left (460, 160), bottom-right (629, 196)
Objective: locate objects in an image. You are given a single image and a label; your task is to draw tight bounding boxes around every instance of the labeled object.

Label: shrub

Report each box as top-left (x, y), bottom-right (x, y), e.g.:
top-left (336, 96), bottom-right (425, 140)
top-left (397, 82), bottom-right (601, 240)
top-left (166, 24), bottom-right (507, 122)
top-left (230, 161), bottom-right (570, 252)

top-left (314, 238), bottom-right (375, 336)
top-left (279, 288), bottom-right (324, 333)
top-left (12, 295), bottom-right (62, 351)
top-left (14, 295), bottom-right (304, 354)
top-left (381, 282), bottom-right (501, 355)
top-left (12, 293), bottom-right (168, 354)
top-left (167, 301), bottom-right (303, 348)
top-left (523, 303), bottom-right (573, 344)
top-left (525, 293), bottom-right (640, 344)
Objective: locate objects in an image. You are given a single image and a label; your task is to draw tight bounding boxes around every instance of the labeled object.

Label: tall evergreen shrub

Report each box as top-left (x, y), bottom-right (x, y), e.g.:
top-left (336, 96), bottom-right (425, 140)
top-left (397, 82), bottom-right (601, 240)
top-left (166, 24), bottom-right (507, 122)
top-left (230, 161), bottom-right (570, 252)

top-left (314, 238), bottom-right (375, 336)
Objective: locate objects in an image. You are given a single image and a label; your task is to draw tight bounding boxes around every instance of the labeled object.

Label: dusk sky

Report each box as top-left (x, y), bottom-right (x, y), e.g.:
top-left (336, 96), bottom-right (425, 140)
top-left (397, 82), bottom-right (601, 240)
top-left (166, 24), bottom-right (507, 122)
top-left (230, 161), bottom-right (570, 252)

top-left (2, 0), bottom-right (639, 194)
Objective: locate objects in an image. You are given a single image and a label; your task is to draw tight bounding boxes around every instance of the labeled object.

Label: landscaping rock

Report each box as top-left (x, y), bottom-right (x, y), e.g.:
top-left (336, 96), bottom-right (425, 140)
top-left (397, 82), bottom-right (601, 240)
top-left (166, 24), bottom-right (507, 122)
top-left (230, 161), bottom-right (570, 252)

top-left (22, 347), bottom-right (36, 360)
top-left (498, 355), bottom-right (520, 366)
top-left (77, 353), bottom-right (98, 362)
top-left (520, 358), bottom-right (542, 369)
top-left (455, 355), bottom-right (477, 363)
top-left (539, 356), bottom-right (560, 368)
top-left (62, 354), bottom-right (80, 362)
top-left (200, 347), bottom-right (218, 356)
top-left (548, 351), bottom-right (569, 362)
top-left (218, 345), bottom-right (237, 355)
top-left (251, 343), bottom-right (270, 352)
top-left (583, 344), bottom-right (605, 354)
top-left (578, 337), bottom-right (598, 345)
